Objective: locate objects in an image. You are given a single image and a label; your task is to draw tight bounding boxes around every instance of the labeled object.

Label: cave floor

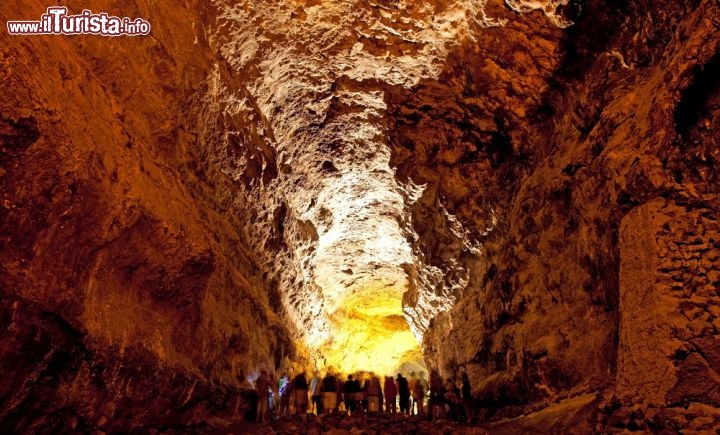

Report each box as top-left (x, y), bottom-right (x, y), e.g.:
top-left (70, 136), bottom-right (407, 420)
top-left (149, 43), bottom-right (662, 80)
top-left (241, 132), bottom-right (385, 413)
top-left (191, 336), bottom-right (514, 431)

top-left (210, 413), bottom-right (489, 435)
top-left (202, 394), bottom-right (596, 434)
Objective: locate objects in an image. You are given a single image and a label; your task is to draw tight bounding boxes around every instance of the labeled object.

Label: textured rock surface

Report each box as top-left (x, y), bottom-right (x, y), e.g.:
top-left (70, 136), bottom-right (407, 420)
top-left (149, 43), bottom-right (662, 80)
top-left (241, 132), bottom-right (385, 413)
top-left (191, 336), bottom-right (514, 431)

top-left (1, 0), bottom-right (296, 431)
top-left (418, 0), bottom-right (720, 430)
top-left (2, 0), bottom-right (720, 432)
top-left (207, 0), bottom-right (560, 373)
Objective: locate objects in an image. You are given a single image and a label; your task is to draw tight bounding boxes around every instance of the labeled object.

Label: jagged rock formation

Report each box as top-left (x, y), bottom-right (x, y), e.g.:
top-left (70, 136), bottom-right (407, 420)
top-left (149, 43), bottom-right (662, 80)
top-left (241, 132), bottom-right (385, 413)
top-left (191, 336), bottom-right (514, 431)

top-left (416, 0), bottom-right (720, 432)
top-left (1, 0), bottom-right (294, 431)
top-left (1, 0), bottom-right (720, 432)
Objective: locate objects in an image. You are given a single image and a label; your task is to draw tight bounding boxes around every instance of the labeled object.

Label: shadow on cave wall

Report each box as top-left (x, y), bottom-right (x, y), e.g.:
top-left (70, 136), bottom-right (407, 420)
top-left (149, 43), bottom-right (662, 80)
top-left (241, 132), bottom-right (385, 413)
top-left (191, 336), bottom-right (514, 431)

top-left (379, 0), bottom-right (715, 416)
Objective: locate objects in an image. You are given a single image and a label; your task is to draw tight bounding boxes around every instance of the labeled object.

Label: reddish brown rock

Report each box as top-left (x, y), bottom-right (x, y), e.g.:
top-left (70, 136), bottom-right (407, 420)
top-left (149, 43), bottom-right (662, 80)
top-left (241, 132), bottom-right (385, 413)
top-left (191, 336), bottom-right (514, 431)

top-left (2, 0), bottom-right (720, 432)
top-left (1, 0), bottom-right (297, 431)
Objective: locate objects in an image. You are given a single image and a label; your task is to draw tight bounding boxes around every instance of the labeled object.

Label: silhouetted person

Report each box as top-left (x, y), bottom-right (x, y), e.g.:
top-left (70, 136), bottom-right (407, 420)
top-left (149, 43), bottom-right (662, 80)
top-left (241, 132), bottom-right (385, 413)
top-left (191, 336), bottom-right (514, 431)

top-left (365, 372), bottom-right (382, 412)
top-left (429, 370), bottom-right (446, 422)
top-left (412, 371), bottom-right (426, 418)
top-left (321, 372), bottom-right (339, 413)
top-left (384, 375), bottom-right (397, 415)
top-left (397, 373), bottom-right (411, 414)
top-left (361, 376), bottom-right (369, 412)
top-left (444, 377), bottom-right (461, 421)
top-left (291, 372), bottom-right (309, 416)
top-left (408, 371), bottom-right (418, 415)
top-left (255, 370), bottom-right (272, 423)
top-left (343, 374), bottom-right (362, 413)
top-left (336, 372), bottom-right (345, 412)
top-left (309, 371), bottom-right (322, 414)
top-left (278, 372), bottom-right (290, 417)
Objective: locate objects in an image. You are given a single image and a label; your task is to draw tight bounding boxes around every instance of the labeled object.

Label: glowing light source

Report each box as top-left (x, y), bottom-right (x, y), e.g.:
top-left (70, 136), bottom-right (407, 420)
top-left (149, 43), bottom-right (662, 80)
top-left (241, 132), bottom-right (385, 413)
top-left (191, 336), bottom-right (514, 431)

top-left (319, 300), bottom-right (424, 376)
top-left (292, 166), bottom-right (425, 375)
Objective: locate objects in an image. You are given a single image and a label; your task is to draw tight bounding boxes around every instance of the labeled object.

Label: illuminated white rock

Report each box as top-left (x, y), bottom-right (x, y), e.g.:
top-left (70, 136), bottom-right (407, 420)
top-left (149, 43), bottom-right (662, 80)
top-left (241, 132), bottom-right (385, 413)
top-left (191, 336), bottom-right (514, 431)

top-left (211, 0), bottom-right (569, 373)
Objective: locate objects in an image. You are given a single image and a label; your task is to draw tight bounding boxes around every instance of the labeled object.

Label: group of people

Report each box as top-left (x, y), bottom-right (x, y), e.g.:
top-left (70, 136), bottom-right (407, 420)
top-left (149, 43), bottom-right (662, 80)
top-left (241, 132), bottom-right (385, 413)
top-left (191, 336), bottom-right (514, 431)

top-left (254, 368), bottom-right (474, 424)
top-left (254, 369), bottom-right (311, 423)
top-left (427, 369), bottom-right (474, 423)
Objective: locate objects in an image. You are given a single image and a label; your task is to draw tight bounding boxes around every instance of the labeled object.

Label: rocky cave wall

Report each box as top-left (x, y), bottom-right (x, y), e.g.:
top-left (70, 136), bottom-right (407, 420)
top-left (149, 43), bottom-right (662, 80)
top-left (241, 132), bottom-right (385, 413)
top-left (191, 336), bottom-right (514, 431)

top-left (205, 0), bottom-right (573, 374)
top-left (414, 0), bottom-right (720, 431)
top-left (0, 0), bottom-right (297, 431)
top-left (1, 0), bottom-right (720, 432)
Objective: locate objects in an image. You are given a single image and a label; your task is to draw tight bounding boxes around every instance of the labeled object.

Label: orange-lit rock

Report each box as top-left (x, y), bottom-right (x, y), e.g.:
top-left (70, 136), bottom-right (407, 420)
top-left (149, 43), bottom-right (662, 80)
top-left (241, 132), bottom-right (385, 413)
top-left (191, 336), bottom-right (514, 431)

top-left (1, 0), bottom-right (720, 432)
top-left (414, 0), bottom-right (720, 431)
top-left (1, 0), bottom-right (295, 430)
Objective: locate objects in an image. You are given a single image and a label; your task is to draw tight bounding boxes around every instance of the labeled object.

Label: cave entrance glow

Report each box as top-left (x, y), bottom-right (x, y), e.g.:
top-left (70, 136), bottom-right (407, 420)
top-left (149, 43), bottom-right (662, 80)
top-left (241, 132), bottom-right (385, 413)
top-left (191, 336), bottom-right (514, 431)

top-left (317, 284), bottom-right (424, 376)
top-left (297, 169), bottom-right (426, 375)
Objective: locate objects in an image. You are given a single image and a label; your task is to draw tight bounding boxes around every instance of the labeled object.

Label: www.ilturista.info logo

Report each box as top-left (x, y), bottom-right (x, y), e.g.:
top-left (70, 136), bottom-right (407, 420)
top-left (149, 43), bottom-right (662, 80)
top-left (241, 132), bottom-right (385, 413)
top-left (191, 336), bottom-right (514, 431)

top-left (7, 7), bottom-right (151, 36)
